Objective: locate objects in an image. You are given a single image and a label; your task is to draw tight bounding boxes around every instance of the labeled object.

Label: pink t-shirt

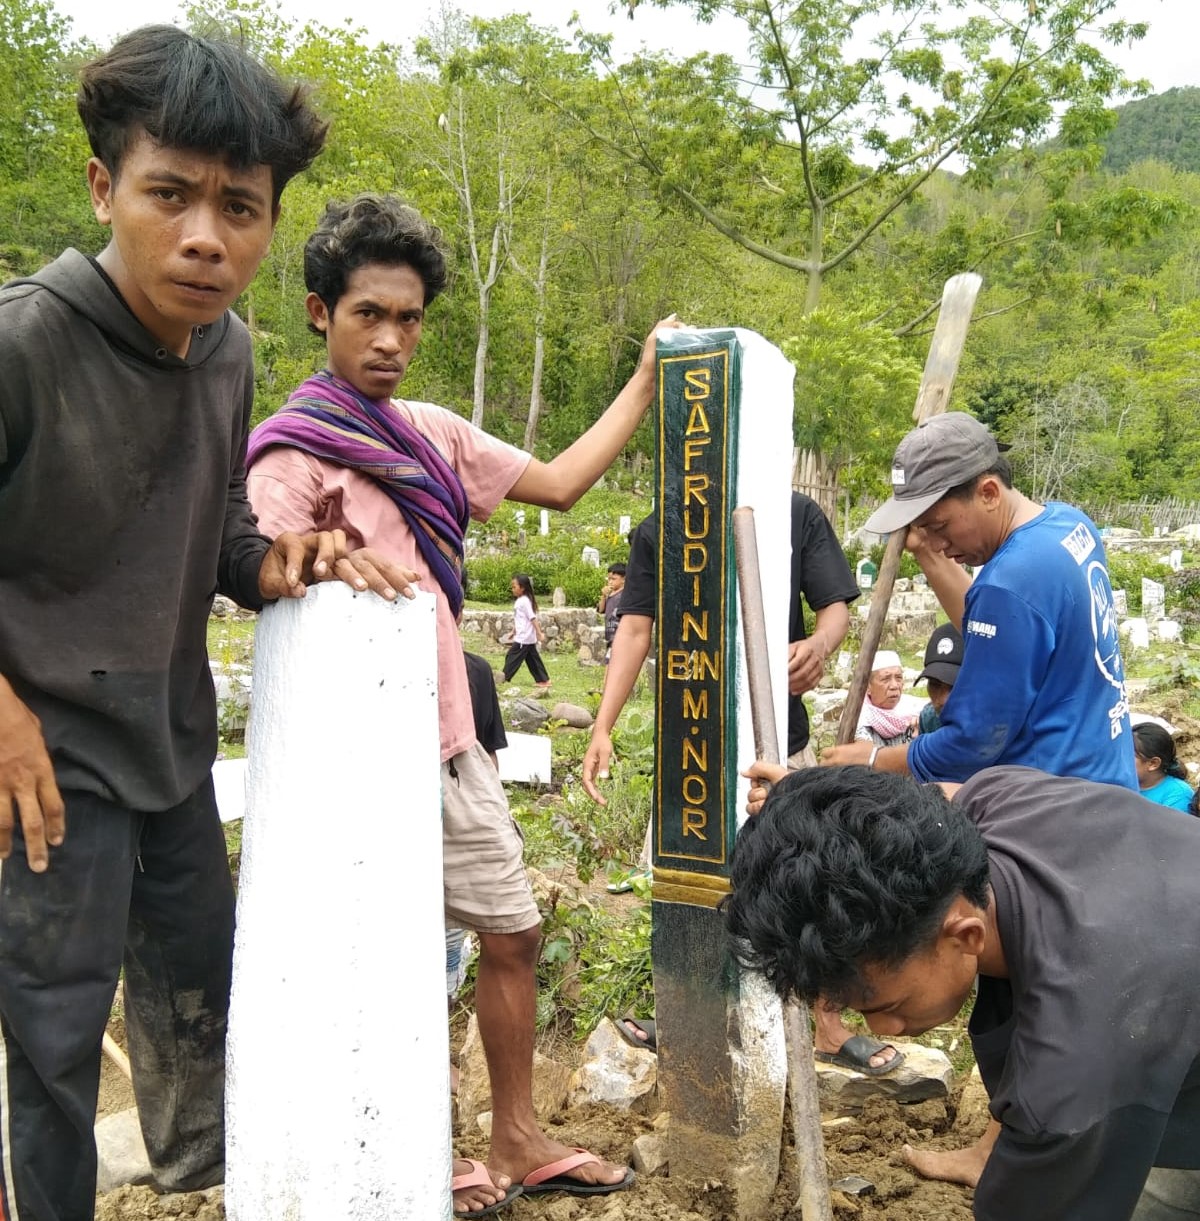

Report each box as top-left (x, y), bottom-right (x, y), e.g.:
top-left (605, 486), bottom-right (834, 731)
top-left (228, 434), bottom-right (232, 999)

top-left (248, 399), bottom-right (530, 761)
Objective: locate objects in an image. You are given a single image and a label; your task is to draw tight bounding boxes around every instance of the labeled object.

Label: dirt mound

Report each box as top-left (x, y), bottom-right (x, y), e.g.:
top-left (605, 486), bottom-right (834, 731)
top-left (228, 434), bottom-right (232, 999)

top-left (94, 1089), bottom-right (982, 1220)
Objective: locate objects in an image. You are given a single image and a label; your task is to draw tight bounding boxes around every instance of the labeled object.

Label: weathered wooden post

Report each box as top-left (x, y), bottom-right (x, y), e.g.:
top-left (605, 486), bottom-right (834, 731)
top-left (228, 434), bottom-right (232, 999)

top-left (226, 583), bottom-right (450, 1220)
top-left (651, 328), bottom-right (793, 1217)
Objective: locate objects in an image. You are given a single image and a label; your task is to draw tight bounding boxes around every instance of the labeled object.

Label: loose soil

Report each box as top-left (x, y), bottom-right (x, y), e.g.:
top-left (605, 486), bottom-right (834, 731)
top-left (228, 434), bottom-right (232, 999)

top-left (95, 700), bottom-right (1197, 1219)
top-left (96, 1017), bottom-right (984, 1221)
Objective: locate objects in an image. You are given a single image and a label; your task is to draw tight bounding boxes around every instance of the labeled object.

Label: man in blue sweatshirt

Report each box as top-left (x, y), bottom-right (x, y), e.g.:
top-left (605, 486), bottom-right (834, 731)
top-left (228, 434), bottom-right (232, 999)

top-left (815, 411), bottom-right (1136, 1188)
top-left (823, 412), bottom-right (1136, 791)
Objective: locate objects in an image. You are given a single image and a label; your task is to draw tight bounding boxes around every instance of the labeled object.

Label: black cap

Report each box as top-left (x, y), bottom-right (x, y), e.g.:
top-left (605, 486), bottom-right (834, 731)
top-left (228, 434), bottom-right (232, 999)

top-left (915, 623), bottom-right (964, 687)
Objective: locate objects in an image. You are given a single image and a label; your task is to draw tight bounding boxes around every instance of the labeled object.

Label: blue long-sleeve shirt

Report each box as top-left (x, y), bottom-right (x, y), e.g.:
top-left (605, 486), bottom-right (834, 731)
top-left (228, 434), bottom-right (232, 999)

top-left (908, 503), bottom-right (1137, 790)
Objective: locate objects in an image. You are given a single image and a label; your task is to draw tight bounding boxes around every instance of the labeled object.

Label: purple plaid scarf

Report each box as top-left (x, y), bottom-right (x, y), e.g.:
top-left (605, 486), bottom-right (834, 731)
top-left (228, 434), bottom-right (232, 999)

top-left (247, 370), bottom-right (470, 616)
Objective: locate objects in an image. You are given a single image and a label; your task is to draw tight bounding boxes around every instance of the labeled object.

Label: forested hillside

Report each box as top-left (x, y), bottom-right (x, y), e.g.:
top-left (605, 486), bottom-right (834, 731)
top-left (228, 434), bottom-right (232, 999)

top-left (2, 0), bottom-right (1197, 510)
top-left (1104, 88), bottom-right (1200, 175)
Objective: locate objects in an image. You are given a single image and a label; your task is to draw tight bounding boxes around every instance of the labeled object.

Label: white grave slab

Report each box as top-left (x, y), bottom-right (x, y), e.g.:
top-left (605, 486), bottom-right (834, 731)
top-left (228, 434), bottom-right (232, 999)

top-left (226, 584), bottom-right (449, 1221)
top-left (212, 757), bottom-right (247, 824)
top-left (1142, 577), bottom-right (1166, 622)
top-left (496, 731), bottom-right (553, 784)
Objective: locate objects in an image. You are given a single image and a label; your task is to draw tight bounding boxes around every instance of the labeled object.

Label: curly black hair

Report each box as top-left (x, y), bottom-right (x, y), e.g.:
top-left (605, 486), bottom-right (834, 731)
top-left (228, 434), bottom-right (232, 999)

top-left (723, 766), bottom-right (990, 1007)
top-left (78, 25), bottom-right (327, 207)
top-left (305, 194), bottom-right (448, 317)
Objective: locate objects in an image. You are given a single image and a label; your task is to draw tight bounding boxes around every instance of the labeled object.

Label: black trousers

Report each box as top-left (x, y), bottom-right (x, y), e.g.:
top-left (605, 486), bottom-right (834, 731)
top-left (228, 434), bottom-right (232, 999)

top-left (502, 642), bottom-right (549, 684)
top-left (0, 779), bottom-right (234, 1221)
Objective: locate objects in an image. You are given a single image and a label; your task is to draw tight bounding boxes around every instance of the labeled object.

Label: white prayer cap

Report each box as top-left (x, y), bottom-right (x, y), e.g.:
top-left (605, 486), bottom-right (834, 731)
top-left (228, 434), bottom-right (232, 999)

top-left (870, 650), bottom-right (902, 672)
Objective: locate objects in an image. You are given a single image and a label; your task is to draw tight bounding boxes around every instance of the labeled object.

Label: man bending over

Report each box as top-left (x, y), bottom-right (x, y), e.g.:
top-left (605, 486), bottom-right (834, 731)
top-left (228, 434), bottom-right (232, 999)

top-left (726, 765), bottom-right (1200, 1220)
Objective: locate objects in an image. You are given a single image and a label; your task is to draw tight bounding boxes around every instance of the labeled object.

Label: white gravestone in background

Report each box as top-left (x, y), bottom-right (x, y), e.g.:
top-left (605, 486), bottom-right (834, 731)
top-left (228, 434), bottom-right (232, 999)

top-left (226, 584), bottom-right (450, 1221)
top-left (1143, 577), bottom-right (1166, 622)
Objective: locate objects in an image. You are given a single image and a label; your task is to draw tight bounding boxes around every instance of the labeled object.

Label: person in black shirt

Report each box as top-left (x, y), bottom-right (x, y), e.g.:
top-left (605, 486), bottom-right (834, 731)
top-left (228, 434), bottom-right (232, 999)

top-left (728, 764), bottom-right (1200, 1221)
top-left (583, 496), bottom-right (898, 1071)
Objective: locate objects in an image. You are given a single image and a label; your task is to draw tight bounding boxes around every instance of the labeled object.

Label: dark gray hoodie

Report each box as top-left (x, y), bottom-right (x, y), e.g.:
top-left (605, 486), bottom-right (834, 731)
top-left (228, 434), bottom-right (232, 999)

top-left (0, 249), bottom-right (271, 811)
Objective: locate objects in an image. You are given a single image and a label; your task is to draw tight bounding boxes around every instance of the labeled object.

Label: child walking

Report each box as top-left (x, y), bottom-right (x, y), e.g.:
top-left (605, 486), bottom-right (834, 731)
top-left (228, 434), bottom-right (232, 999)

top-left (502, 574), bottom-right (551, 686)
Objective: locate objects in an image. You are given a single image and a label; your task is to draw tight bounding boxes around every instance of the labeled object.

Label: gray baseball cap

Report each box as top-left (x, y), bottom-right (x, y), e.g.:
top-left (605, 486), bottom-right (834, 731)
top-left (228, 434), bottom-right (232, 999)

top-left (864, 414), bottom-right (1001, 535)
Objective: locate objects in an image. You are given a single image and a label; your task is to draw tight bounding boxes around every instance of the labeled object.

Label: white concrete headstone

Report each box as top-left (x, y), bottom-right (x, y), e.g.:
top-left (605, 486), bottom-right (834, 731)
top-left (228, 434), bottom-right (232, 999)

top-left (581, 545), bottom-right (601, 567)
top-left (1112, 588), bottom-right (1128, 617)
top-left (1170, 548), bottom-right (1183, 572)
top-left (619, 514), bottom-right (631, 535)
top-left (539, 509), bottom-right (550, 536)
top-left (226, 584), bottom-right (450, 1221)
top-left (497, 731), bottom-right (552, 784)
top-left (1142, 577), bottom-right (1166, 622)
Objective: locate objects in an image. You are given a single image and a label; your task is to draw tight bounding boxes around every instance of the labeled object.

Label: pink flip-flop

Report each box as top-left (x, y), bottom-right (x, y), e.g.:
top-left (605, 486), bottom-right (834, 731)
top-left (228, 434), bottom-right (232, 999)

top-left (452, 1159), bottom-right (522, 1218)
top-left (521, 1148), bottom-right (636, 1197)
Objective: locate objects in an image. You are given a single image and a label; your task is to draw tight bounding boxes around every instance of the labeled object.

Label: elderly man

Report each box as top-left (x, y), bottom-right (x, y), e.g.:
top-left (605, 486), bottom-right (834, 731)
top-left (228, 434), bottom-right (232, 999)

top-left (855, 649), bottom-right (925, 750)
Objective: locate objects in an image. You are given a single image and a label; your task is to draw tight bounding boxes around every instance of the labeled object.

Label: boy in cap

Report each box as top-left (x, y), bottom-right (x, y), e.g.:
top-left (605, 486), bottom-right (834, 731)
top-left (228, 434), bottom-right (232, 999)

top-left (916, 622), bottom-right (963, 733)
top-left (822, 412), bottom-right (1135, 791)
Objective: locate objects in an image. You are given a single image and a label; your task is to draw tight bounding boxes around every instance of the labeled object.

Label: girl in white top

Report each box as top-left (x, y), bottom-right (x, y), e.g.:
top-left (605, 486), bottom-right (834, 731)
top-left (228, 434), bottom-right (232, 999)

top-left (501, 573), bottom-right (551, 686)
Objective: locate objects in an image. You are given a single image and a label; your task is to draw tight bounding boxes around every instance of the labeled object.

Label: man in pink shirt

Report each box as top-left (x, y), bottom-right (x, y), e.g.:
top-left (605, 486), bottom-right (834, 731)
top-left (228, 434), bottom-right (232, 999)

top-left (248, 193), bottom-right (674, 1214)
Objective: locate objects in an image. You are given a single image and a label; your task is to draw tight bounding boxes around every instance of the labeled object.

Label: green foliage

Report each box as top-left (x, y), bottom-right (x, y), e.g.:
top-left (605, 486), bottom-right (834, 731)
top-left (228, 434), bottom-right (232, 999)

top-left (782, 311), bottom-right (922, 497)
top-left (1104, 88), bottom-right (1200, 175)
top-left (1106, 550), bottom-right (1175, 612)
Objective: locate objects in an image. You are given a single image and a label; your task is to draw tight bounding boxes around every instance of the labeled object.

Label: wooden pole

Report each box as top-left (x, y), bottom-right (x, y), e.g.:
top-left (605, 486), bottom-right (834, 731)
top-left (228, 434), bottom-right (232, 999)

top-left (836, 273), bottom-right (982, 744)
top-left (733, 506), bottom-right (833, 1221)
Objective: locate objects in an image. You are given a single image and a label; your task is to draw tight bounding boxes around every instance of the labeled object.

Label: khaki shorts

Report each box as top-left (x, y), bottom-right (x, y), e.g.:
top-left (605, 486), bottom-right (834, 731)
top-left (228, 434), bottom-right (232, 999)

top-left (787, 743), bottom-right (818, 770)
top-left (442, 742), bottom-right (540, 935)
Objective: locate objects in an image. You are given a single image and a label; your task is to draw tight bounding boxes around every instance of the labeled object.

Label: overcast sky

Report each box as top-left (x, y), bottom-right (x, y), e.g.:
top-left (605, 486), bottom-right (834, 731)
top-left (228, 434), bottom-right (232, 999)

top-left (52, 0), bottom-right (1197, 96)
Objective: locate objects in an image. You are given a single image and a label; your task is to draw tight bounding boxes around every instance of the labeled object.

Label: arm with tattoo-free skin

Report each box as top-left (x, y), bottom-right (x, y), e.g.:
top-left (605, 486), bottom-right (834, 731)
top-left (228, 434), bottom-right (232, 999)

top-left (907, 525), bottom-right (971, 631)
top-left (581, 614), bottom-right (654, 805)
top-left (787, 601), bottom-right (851, 695)
top-left (506, 318), bottom-right (678, 511)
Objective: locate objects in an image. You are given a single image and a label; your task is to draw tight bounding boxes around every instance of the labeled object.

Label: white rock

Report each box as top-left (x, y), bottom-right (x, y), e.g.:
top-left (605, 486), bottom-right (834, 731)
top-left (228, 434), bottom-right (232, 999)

top-left (815, 1041), bottom-right (954, 1114)
top-left (631, 1132), bottom-right (668, 1176)
top-left (1120, 618), bottom-right (1151, 650)
top-left (567, 1019), bottom-right (657, 1112)
top-left (1155, 618), bottom-right (1182, 642)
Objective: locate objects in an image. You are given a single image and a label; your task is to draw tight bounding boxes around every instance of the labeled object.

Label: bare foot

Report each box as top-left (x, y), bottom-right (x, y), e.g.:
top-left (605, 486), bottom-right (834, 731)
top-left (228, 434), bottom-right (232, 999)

top-left (453, 1159), bottom-right (510, 1216)
top-left (489, 1134), bottom-right (629, 1192)
top-left (902, 1140), bottom-right (990, 1188)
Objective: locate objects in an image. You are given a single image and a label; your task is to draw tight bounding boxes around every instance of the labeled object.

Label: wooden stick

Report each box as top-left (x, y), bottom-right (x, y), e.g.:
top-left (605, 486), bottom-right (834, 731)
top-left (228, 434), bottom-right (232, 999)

top-left (103, 1031), bottom-right (132, 1081)
top-left (733, 506), bottom-right (833, 1221)
top-left (836, 272), bottom-right (983, 744)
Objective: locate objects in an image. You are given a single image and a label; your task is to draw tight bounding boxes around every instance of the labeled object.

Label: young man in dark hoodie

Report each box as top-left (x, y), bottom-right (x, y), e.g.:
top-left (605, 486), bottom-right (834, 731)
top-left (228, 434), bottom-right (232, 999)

top-left (0, 26), bottom-right (414, 1218)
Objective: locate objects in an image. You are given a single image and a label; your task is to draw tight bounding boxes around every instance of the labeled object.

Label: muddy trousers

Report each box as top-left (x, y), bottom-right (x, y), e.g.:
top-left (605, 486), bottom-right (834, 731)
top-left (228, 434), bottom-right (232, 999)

top-left (0, 779), bottom-right (235, 1221)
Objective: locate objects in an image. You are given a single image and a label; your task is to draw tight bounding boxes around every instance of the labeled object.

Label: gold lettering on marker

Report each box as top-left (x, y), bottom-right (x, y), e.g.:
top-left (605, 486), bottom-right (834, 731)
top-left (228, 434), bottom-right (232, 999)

top-left (666, 650), bottom-right (691, 681)
top-left (683, 474), bottom-right (709, 506)
top-left (682, 775), bottom-right (707, 805)
top-left (683, 504), bottom-right (710, 540)
top-left (684, 368), bottom-right (711, 400)
top-left (682, 689), bottom-right (709, 719)
top-left (682, 738), bottom-right (708, 770)
top-left (695, 652), bottom-right (720, 681)
top-left (692, 576), bottom-right (701, 605)
top-left (683, 543), bottom-right (707, 573)
top-left (682, 611), bottom-right (709, 642)
top-left (682, 809), bottom-right (708, 839)
top-left (683, 437), bottom-right (711, 470)
top-left (685, 402), bottom-right (711, 433)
